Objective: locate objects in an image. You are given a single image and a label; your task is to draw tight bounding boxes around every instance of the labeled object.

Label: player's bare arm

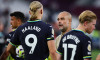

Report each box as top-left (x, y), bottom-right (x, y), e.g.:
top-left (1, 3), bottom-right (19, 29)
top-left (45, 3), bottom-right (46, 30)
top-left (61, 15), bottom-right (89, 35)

top-left (96, 54), bottom-right (100, 60)
top-left (0, 43), bottom-right (13, 60)
top-left (48, 40), bottom-right (57, 60)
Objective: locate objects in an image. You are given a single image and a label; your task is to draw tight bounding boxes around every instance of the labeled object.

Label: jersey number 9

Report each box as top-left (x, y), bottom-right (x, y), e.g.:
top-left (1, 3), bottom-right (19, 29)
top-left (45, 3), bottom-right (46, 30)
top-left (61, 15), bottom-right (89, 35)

top-left (25, 34), bottom-right (37, 54)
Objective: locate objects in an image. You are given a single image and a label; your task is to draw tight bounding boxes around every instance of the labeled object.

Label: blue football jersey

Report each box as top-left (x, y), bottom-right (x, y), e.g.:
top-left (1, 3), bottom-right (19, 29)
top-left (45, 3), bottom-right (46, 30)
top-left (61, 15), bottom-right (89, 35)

top-left (10, 20), bottom-right (54, 60)
top-left (5, 31), bottom-right (24, 60)
top-left (57, 30), bottom-right (92, 60)
top-left (5, 31), bottom-right (15, 46)
top-left (5, 31), bottom-right (16, 59)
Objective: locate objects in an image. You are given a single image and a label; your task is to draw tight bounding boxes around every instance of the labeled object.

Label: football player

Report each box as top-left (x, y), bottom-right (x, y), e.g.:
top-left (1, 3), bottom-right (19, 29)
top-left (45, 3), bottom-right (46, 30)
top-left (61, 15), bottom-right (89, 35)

top-left (57, 10), bottom-right (97, 60)
top-left (0, 1), bottom-right (57, 60)
top-left (0, 11), bottom-right (26, 60)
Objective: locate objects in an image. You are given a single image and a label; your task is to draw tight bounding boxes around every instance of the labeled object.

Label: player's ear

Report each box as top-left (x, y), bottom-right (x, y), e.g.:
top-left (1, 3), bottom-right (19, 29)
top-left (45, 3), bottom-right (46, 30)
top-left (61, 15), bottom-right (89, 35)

top-left (40, 9), bottom-right (43, 14)
top-left (17, 19), bottom-right (21, 24)
top-left (84, 21), bottom-right (88, 26)
top-left (29, 11), bottom-right (31, 15)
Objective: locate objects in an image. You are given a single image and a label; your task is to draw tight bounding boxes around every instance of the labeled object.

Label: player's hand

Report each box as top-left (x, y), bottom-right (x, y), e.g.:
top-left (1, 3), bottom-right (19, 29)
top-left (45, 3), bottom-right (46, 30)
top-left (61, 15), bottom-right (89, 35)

top-left (96, 54), bottom-right (100, 60)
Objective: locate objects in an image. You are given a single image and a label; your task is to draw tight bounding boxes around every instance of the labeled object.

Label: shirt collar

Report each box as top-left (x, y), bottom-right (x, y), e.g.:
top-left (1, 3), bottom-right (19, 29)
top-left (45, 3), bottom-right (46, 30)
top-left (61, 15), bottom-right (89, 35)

top-left (72, 29), bottom-right (86, 34)
top-left (27, 20), bottom-right (41, 22)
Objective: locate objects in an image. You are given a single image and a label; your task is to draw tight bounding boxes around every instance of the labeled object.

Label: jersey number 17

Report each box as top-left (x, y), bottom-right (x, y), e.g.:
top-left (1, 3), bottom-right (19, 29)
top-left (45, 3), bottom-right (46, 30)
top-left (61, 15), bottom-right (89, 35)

top-left (63, 43), bottom-right (77, 60)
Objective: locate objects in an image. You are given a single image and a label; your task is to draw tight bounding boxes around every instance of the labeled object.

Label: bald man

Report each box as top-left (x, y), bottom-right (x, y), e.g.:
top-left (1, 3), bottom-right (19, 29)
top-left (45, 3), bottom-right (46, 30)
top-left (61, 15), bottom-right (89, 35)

top-left (55, 11), bottom-right (72, 48)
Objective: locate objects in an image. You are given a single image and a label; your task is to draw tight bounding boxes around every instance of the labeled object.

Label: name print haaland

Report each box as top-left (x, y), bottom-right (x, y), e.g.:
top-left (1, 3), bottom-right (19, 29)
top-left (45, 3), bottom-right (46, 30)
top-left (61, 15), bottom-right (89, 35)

top-left (22, 26), bottom-right (41, 33)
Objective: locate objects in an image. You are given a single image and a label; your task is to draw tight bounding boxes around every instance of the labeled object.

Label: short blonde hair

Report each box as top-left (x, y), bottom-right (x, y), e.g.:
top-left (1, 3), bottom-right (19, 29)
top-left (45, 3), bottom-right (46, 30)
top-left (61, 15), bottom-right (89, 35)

top-left (79, 10), bottom-right (97, 23)
top-left (29, 1), bottom-right (43, 20)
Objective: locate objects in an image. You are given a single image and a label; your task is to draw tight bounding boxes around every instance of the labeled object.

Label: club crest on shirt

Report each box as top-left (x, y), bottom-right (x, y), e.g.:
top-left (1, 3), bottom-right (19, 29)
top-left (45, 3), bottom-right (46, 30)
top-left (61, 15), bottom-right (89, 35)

top-left (87, 44), bottom-right (91, 51)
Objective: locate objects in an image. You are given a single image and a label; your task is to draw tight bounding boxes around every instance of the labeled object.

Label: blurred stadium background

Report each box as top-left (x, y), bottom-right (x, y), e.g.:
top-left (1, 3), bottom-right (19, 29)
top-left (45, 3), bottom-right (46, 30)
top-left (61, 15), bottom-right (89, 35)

top-left (0, 0), bottom-right (100, 60)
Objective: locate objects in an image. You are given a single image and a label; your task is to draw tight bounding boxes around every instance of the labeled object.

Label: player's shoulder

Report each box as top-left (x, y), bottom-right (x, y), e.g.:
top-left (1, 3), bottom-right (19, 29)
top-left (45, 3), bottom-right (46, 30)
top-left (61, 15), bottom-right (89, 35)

top-left (41, 22), bottom-right (53, 29)
top-left (72, 30), bottom-right (91, 41)
top-left (64, 30), bottom-right (91, 40)
top-left (66, 30), bottom-right (85, 36)
top-left (63, 30), bottom-right (76, 36)
top-left (7, 31), bottom-right (15, 37)
top-left (40, 21), bottom-right (52, 27)
top-left (83, 34), bottom-right (91, 41)
top-left (9, 31), bottom-right (15, 34)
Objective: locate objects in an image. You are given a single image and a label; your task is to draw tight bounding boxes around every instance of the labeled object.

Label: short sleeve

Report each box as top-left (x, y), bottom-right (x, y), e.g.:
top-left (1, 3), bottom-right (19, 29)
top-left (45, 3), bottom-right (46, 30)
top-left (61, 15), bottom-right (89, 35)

top-left (5, 31), bottom-right (15, 47)
top-left (5, 33), bottom-right (11, 46)
top-left (46, 25), bottom-right (54, 41)
top-left (82, 36), bottom-right (92, 59)
top-left (9, 28), bottom-right (21, 47)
